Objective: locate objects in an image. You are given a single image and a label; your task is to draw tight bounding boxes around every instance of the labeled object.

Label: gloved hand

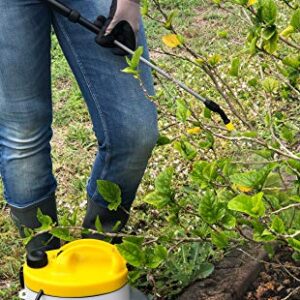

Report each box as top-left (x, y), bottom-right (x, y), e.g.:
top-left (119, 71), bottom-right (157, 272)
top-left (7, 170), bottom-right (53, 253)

top-left (95, 0), bottom-right (140, 56)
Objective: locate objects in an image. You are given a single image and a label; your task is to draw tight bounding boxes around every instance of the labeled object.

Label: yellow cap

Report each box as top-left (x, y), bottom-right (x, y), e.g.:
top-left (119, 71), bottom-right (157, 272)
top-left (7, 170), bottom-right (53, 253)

top-left (226, 122), bottom-right (235, 132)
top-left (23, 239), bottom-right (128, 297)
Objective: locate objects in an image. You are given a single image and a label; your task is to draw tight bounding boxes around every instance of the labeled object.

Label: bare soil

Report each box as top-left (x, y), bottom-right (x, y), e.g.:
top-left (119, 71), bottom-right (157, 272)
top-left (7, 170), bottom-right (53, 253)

top-left (179, 245), bottom-right (300, 300)
top-left (245, 246), bottom-right (300, 300)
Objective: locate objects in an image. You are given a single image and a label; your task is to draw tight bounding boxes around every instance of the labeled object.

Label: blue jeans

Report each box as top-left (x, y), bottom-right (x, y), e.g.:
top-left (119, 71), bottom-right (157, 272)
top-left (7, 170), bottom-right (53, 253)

top-left (0, 0), bottom-right (158, 209)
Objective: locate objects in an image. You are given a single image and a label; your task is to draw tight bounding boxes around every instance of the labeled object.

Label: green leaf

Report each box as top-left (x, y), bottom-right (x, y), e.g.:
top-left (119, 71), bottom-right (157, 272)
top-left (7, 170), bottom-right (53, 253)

top-left (259, 0), bottom-right (277, 25)
top-left (261, 229), bottom-right (276, 241)
top-left (263, 31), bottom-right (278, 54)
top-left (203, 161), bottom-right (218, 181)
top-left (165, 11), bottom-right (177, 29)
top-left (24, 227), bottom-right (34, 238)
top-left (146, 245), bottom-right (168, 268)
top-left (69, 210), bottom-right (77, 226)
top-left (230, 165), bottom-right (275, 190)
top-left (204, 107), bottom-right (212, 119)
top-left (176, 99), bottom-right (191, 122)
top-left (271, 216), bottom-right (285, 234)
top-left (262, 76), bottom-right (280, 93)
top-left (155, 167), bottom-right (174, 196)
top-left (23, 236), bottom-right (33, 246)
top-left (112, 221), bottom-right (121, 232)
top-left (193, 224), bottom-right (210, 238)
top-left (122, 47), bottom-right (144, 78)
top-left (222, 214), bottom-right (237, 229)
top-left (242, 131), bottom-right (258, 138)
top-left (252, 219), bottom-right (271, 241)
top-left (280, 25), bottom-right (295, 37)
top-left (288, 238), bottom-right (300, 252)
top-left (287, 158), bottom-right (300, 172)
top-left (290, 195), bottom-right (300, 203)
top-left (248, 36), bottom-right (258, 54)
top-left (191, 161), bottom-right (218, 188)
top-left (123, 236), bottom-right (144, 246)
top-left (255, 149), bottom-right (273, 159)
top-left (144, 168), bottom-right (174, 209)
top-left (208, 54), bottom-right (222, 66)
top-left (199, 132), bottom-right (215, 149)
top-left (198, 262), bottom-right (215, 279)
top-left (117, 241), bottom-right (145, 267)
top-left (157, 135), bottom-right (172, 146)
top-left (248, 77), bottom-right (259, 87)
top-left (218, 30), bottom-right (228, 38)
top-left (130, 46), bottom-right (144, 69)
top-left (81, 228), bottom-right (90, 236)
top-left (290, 9), bottom-right (300, 31)
top-left (122, 67), bottom-right (139, 77)
top-left (220, 159), bottom-right (237, 177)
top-left (262, 173), bottom-right (281, 193)
top-left (174, 140), bottom-right (197, 160)
top-left (261, 26), bottom-right (276, 40)
top-left (144, 191), bottom-right (171, 209)
top-left (199, 191), bottom-right (226, 224)
top-left (280, 126), bottom-right (296, 143)
top-left (128, 270), bottom-right (143, 284)
top-left (229, 57), bottom-right (241, 77)
top-left (282, 55), bottom-right (300, 69)
top-left (97, 180), bottom-right (122, 211)
top-left (50, 228), bottom-right (75, 242)
top-left (37, 208), bottom-right (54, 231)
top-left (141, 0), bottom-right (149, 16)
top-left (95, 216), bottom-right (103, 233)
top-left (211, 231), bottom-right (229, 249)
top-left (228, 192), bottom-right (266, 218)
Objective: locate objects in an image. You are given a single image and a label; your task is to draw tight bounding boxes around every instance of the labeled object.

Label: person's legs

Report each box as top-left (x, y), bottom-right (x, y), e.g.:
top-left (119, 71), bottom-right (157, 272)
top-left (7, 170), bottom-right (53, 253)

top-left (0, 0), bottom-right (59, 251)
top-left (52, 0), bottom-right (158, 233)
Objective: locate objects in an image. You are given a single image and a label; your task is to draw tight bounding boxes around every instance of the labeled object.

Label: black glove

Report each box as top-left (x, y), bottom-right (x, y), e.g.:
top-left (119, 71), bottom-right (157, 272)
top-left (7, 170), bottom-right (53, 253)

top-left (95, 0), bottom-right (140, 56)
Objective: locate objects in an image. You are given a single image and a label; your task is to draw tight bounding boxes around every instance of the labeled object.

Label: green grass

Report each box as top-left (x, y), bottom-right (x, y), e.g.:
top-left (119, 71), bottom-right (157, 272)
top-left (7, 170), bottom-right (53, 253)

top-left (0, 1), bottom-right (248, 299)
top-left (0, 198), bottom-right (22, 300)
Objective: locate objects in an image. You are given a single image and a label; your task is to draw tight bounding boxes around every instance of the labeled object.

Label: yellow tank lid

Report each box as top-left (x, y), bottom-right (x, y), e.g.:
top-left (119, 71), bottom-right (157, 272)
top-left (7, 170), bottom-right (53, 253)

top-left (23, 239), bottom-right (128, 297)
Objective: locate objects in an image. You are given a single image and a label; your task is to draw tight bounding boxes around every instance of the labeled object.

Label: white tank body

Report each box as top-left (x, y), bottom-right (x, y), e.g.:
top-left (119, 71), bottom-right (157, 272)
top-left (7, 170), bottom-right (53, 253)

top-left (19, 285), bottom-right (148, 300)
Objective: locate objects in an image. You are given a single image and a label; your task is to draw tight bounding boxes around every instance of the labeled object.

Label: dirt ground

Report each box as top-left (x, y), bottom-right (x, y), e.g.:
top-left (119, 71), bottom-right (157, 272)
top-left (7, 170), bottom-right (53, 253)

top-left (179, 244), bottom-right (300, 300)
top-left (245, 246), bottom-right (300, 300)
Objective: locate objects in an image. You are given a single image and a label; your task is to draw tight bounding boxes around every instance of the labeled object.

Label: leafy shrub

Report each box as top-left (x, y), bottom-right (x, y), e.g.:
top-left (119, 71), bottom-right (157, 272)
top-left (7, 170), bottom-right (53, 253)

top-left (28, 0), bottom-right (300, 298)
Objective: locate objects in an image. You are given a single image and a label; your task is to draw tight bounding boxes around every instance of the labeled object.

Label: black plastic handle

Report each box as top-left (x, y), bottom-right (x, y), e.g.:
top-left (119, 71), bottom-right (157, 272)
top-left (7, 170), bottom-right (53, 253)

top-left (204, 99), bottom-right (231, 125)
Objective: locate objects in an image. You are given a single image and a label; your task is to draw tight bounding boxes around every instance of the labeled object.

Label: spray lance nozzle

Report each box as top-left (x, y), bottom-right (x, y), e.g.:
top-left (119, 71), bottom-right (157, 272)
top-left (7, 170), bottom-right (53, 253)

top-left (43, 0), bottom-right (234, 131)
top-left (204, 99), bottom-right (235, 131)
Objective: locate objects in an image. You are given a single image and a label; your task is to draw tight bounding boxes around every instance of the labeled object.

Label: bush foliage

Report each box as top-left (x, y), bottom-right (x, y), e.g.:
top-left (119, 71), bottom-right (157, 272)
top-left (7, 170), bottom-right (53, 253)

top-left (27, 0), bottom-right (300, 298)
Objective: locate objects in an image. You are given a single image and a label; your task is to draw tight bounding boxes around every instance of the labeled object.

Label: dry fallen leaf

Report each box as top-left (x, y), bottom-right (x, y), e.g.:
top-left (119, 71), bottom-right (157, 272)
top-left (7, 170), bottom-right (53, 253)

top-left (187, 127), bottom-right (201, 135)
top-left (162, 34), bottom-right (182, 48)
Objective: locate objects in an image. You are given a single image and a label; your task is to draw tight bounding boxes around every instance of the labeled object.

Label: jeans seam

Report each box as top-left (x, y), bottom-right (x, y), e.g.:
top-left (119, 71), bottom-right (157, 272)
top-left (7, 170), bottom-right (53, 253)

top-left (53, 16), bottom-right (112, 200)
top-left (0, 145), bottom-right (8, 201)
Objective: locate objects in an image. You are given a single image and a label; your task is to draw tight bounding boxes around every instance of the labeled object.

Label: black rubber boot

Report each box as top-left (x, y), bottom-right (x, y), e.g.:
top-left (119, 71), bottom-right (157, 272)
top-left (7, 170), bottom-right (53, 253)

top-left (10, 194), bottom-right (60, 253)
top-left (82, 197), bottom-right (130, 244)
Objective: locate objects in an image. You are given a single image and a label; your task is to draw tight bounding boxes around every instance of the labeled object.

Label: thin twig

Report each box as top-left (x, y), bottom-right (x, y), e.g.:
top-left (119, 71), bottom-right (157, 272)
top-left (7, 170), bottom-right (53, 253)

top-left (270, 203), bottom-right (300, 215)
top-left (237, 247), bottom-right (300, 270)
top-left (282, 286), bottom-right (300, 300)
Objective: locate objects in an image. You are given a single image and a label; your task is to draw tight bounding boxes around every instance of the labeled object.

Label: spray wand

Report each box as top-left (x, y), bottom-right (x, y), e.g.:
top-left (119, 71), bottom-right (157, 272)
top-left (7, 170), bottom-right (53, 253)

top-left (43, 0), bottom-right (234, 131)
